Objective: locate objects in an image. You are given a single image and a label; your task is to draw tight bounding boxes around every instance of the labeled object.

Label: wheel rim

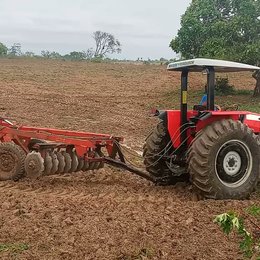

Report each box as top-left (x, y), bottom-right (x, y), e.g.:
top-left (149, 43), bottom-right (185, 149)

top-left (215, 140), bottom-right (253, 188)
top-left (223, 151), bottom-right (241, 176)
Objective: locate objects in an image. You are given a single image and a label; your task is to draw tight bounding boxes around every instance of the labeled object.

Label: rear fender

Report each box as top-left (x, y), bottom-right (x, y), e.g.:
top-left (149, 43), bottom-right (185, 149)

top-left (197, 111), bottom-right (260, 134)
top-left (166, 110), bottom-right (260, 149)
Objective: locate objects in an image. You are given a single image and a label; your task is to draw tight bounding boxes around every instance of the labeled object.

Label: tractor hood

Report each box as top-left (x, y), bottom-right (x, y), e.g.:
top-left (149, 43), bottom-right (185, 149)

top-left (167, 58), bottom-right (260, 72)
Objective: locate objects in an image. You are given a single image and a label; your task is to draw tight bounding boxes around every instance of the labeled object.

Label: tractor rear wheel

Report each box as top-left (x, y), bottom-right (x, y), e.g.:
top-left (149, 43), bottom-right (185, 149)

top-left (0, 142), bottom-right (26, 181)
top-left (143, 121), bottom-right (171, 177)
top-left (188, 119), bottom-right (260, 199)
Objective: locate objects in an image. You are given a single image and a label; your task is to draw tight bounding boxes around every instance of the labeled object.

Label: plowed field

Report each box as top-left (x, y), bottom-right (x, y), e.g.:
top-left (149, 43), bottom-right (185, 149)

top-left (0, 58), bottom-right (259, 260)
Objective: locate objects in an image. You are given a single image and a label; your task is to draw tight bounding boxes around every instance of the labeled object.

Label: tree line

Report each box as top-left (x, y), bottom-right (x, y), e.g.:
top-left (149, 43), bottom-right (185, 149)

top-left (0, 31), bottom-right (122, 61)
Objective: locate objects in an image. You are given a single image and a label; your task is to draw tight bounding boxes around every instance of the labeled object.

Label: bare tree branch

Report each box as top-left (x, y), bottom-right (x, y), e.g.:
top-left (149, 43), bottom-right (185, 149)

top-left (93, 31), bottom-right (121, 58)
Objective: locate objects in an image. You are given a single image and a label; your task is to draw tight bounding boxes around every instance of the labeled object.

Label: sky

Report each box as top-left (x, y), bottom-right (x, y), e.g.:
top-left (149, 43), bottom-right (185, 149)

top-left (0, 0), bottom-right (192, 60)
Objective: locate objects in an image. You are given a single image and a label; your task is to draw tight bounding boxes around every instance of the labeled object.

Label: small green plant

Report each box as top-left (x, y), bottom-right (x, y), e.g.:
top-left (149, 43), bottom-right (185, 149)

top-left (214, 206), bottom-right (260, 258)
top-left (0, 243), bottom-right (29, 255)
top-left (247, 206), bottom-right (260, 218)
top-left (215, 77), bottom-right (235, 95)
top-left (234, 89), bottom-right (253, 95)
top-left (117, 248), bottom-right (153, 260)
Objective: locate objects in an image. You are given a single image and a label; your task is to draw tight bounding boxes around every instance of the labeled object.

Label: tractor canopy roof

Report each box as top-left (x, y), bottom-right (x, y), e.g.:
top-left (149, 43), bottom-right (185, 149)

top-left (167, 58), bottom-right (260, 72)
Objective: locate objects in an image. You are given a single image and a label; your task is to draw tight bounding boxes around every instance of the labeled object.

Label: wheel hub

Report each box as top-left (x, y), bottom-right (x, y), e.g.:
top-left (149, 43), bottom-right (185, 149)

top-left (0, 153), bottom-right (15, 172)
top-left (223, 151), bottom-right (241, 176)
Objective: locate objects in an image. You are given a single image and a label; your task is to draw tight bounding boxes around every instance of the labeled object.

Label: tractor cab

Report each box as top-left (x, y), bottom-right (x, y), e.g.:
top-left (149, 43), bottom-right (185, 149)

top-left (167, 58), bottom-right (260, 120)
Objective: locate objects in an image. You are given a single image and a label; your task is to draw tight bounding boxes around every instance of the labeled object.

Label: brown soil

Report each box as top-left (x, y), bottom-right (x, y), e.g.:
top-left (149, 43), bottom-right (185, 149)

top-left (0, 58), bottom-right (259, 260)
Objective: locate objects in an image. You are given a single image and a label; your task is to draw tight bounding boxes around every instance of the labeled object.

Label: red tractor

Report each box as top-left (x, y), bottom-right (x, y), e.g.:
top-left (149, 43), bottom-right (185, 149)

top-left (0, 58), bottom-right (259, 200)
top-left (143, 58), bottom-right (260, 199)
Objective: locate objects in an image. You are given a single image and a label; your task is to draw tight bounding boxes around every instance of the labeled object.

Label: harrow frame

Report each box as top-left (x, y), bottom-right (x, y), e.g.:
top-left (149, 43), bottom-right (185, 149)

top-left (0, 117), bottom-right (122, 158)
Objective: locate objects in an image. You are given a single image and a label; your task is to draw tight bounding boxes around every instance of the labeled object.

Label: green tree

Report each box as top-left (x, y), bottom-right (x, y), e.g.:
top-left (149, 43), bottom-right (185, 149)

top-left (24, 51), bottom-right (35, 57)
top-left (41, 50), bottom-right (61, 59)
top-left (9, 43), bottom-right (22, 56)
top-left (49, 51), bottom-right (61, 59)
top-left (170, 0), bottom-right (260, 65)
top-left (41, 50), bottom-right (51, 58)
top-left (67, 51), bottom-right (87, 60)
top-left (0, 42), bottom-right (8, 56)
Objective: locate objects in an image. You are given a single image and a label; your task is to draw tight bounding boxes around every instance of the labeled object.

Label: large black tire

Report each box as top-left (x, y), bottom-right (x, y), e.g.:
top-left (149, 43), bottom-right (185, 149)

top-left (0, 142), bottom-right (26, 181)
top-left (143, 121), bottom-right (170, 177)
top-left (188, 119), bottom-right (260, 199)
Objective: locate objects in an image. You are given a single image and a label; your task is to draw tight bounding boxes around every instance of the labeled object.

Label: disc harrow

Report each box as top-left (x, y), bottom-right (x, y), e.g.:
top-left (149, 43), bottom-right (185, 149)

top-left (24, 149), bottom-right (104, 178)
top-left (0, 117), bottom-right (158, 185)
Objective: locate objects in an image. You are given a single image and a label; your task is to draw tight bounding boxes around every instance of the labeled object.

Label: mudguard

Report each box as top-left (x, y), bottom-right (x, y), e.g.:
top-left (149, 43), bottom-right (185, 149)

top-left (166, 110), bottom-right (260, 149)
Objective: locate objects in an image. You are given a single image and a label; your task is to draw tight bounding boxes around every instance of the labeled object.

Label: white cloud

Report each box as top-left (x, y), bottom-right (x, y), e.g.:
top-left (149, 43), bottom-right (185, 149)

top-left (0, 0), bottom-right (191, 59)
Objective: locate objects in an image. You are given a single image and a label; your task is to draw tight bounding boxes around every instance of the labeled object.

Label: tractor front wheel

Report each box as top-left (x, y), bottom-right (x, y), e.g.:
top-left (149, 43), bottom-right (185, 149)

top-left (188, 119), bottom-right (260, 199)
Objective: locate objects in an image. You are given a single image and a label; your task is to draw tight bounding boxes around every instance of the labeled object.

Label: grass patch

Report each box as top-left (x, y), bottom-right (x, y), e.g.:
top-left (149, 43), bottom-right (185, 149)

top-left (0, 243), bottom-right (29, 255)
top-left (117, 248), bottom-right (154, 260)
top-left (234, 89), bottom-right (253, 95)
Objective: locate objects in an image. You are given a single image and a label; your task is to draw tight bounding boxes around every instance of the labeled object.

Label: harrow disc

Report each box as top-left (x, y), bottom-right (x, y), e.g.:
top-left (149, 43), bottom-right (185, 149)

top-left (77, 157), bottom-right (84, 171)
top-left (96, 151), bottom-right (105, 169)
top-left (97, 157), bottom-right (105, 169)
top-left (24, 151), bottom-right (44, 178)
top-left (88, 152), bottom-right (98, 171)
top-left (56, 152), bottom-right (65, 174)
top-left (50, 152), bottom-right (59, 175)
top-left (92, 152), bottom-right (101, 170)
top-left (82, 160), bottom-right (90, 171)
top-left (88, 161), bottom-right (96, 171)
top-left (69, 151), bottom-right (78, 173)
top-left (62, 152), bottom-right (72, 173)
top-left (43, 152), bottom-right (53, 175)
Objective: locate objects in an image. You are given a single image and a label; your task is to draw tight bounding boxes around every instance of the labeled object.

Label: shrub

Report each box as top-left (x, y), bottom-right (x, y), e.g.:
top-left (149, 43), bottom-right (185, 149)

top-left (214, 205), bottom-right (260, 258)
top-left (215, 77), bottom-right (235, 95)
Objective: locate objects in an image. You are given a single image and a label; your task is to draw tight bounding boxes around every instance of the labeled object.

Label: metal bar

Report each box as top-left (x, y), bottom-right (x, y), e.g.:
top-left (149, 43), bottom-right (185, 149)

top-left (180, 70), bottom-right (189, 146)
top-left (207, 67), bottom-right (215, 111)
top-left (104, 157), bottom-right (156, 182)
top-left (114, 142), bottom-right (126, 163)
top-left (19, 126), bottom-right (123, 141)
top-left (0, 128), bottom-right (116, 148)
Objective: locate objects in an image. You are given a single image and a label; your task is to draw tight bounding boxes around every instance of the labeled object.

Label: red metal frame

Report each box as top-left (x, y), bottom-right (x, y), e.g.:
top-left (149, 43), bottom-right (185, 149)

top-left (167, 110), bottom-right (260, 148)
top-left (0, 118), bottom-right (123, 158)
